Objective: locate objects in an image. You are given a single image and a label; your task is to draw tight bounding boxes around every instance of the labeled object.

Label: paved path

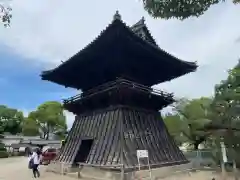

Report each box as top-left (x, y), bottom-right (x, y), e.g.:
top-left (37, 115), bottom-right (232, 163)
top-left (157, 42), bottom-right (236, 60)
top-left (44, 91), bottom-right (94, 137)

top-left (0, 157), bottom-right (76, 180)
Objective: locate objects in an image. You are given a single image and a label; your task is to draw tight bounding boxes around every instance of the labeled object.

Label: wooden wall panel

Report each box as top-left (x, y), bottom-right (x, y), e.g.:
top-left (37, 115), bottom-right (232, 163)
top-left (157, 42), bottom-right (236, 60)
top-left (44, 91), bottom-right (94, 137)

top-left (55, 106), bottom-right (188, 170)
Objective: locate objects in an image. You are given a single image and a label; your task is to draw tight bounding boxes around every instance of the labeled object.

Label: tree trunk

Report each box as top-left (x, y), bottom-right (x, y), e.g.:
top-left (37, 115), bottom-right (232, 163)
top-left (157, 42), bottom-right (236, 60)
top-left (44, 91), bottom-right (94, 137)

top-left (46, 133), bottom-right (49, 140)
top-left (43, 132), bottom-right (48, 140)
top-left (194, 143), bottom-right (199, 150)
top-left (45, 125), bottom-right (50, 140)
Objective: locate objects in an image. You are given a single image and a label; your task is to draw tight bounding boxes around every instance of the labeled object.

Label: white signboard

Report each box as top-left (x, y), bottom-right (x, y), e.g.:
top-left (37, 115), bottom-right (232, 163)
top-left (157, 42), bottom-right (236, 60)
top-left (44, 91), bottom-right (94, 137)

top-left (136, 150), bottom-right (152, 180)
top-left (137, 150), bottom-right (148, 158)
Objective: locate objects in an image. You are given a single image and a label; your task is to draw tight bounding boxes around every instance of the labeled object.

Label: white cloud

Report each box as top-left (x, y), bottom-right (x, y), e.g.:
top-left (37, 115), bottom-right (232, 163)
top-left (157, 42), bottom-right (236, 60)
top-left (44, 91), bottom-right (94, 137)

top-left (1, 0), bottom-right (240, 125)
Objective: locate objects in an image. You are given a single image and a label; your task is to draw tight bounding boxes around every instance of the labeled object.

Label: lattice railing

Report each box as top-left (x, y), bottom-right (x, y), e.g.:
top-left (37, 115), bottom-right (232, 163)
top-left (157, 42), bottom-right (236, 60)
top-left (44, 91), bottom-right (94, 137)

top-left (63, 78), bottom-right (173, 104)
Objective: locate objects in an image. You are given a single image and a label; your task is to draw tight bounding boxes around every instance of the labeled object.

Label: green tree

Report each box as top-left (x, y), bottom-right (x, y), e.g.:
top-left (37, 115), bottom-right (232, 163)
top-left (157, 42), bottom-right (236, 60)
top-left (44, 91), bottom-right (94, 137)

top-left (28, 101), bottom-right (67, 140)
top-left (0, 134), bottom-right (5, 149)
top-left (0, 134), bottom-right (7, 158)
top-left (2, 1), bottom-right (240, 27)
top-left (0, 105), bottom-right (24, 135)
top-left (164, 97), bottom-right (213, 149)
top-left (213, 61), bottom-right (239, 126)
top-left (0, 4), bottom-right (11, 27)
top-left (163, 113), bottom-right (187, 145)
top-left (22, 118), bottom-right (40, 136)
top-left (143, 0), bottom-right (240, 20)
top-left (0, 117), bottom-right (4, 134)
top-left (211, 60), bottom-right (240, 165)
top-left (0, 120), bottom-right (5, 158)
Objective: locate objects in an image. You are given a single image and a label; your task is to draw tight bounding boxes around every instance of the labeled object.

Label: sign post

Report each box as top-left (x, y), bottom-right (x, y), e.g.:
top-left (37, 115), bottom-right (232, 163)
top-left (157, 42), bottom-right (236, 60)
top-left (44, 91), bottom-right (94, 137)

top-left (136, 150), bottom-right (152, 180)
top-left (220, 141), bottom-right (227, 180)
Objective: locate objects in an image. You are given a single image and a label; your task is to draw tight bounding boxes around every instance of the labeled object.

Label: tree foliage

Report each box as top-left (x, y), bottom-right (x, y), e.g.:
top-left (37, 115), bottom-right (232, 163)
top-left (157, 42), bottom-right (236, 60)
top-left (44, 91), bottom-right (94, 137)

top-left (0, 105), bottom-right (24, 135)
top-left (211, 61), bottom-right (240, 147)
top-left (0, 101), bottom-right (68, 139)
top-left (142, 0), bottom-right (240, 20)
top-left (164, 60), bottom-right (239, 155)
top-left (0, 134), bottom-right (6, 152)
top-left (163, 97), bottom-right (213, 149)
top-left (22, 118), bottom-right (39, 136)
top-left (213, 61), bottom-right (240, 122)
top-left (1, 0), bottom-right (240, 27)
top-left (163, 113), bottom-right (188, 145)
top-left (28, 101), bottom-right (67, 140)
top-left (0, 3), bottom-right (11, 27)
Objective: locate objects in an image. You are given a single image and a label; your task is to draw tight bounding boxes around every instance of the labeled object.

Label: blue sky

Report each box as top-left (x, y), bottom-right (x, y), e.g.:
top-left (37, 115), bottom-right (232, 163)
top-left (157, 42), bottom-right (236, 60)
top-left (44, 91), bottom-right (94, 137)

top-left (0, 45), bottom-right (76, 126)
top-left (0, 50), bottom-right (75, 110)
top-left (0, 0), bottom-right (239, 127)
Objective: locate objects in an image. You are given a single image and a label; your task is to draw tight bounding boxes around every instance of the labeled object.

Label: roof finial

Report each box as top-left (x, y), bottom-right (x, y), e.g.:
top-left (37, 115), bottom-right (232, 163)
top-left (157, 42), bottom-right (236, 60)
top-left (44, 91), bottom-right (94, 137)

top-left (141, 16), bottom-right (145, 23)
top-left (113, 10), bottom-right (121, 21)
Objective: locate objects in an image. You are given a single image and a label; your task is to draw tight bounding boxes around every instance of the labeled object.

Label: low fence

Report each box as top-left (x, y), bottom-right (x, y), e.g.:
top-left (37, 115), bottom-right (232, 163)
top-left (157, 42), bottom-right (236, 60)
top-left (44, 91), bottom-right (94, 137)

top-left (183, 150), bottom-right (218, 167)
top-left (46, 161), bottom-right (195, 180)
top-left (184, 148), bottom-right (240, 167)
top-left (46, 150), bottom-right (239, 180)
top-left (46, 160), bottom-right (71, 175)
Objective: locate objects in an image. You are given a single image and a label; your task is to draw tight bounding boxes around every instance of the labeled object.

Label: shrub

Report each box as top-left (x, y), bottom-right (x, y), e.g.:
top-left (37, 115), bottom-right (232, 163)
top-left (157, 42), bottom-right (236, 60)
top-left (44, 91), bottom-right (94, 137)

top-left (0, 141), bottom-right (8, 158)
top-left (10, 151), bottom-right (26, 156)
top-left (17, 151), bottom-right (26, 156)
top-left (0, 142), bottom-right (6, 151)
top-left (0, 151), bottom-right (8, 158)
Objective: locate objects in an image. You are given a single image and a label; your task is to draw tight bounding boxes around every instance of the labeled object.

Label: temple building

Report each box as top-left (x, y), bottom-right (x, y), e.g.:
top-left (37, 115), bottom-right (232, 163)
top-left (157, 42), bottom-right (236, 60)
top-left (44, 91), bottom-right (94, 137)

top-left (41, 11), bottom-right (197, 178)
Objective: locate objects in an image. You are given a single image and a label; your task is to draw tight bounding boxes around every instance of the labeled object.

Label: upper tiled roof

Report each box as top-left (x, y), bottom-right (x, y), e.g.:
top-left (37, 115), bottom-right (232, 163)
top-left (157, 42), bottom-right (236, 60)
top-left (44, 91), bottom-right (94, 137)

top-left (41, 11), bottom-right (197, 91)
top-left (131, 17), bottom-right (157, 46)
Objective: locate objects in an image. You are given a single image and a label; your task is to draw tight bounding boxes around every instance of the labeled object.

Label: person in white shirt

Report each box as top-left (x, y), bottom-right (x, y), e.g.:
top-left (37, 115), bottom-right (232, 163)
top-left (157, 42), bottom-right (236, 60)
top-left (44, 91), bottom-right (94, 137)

top-left (30, 148), bottom-right (41, 178)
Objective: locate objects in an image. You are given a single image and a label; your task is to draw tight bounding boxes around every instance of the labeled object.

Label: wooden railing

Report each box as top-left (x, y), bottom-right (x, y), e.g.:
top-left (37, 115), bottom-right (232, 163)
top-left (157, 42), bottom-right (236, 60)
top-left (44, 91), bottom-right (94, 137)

top-left (63, 78), bottom-right (173, 104)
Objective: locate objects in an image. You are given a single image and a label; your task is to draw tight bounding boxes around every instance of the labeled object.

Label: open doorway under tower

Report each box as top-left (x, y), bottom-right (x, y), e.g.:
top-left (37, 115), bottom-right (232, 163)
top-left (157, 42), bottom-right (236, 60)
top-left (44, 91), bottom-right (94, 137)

top-left (73, 139), bottom-right (94, 166)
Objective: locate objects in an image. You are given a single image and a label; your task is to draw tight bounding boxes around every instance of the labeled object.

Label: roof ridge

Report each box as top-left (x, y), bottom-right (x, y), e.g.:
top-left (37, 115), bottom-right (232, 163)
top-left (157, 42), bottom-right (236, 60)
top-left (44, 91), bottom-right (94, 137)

top-left (42, 13), bottom-right (125, 76)
top-left (130, 17), bottom-right (158, 46)
top-left (131, 17), bottom-right (145, 29)
top-left (41, 12), bottom-right (198, 89)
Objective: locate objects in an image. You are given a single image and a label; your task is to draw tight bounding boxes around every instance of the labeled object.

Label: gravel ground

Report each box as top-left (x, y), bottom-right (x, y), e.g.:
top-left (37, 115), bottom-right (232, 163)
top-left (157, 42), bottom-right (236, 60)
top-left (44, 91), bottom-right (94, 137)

top-left (0, 157), bottom-right (236, 180)
top-left (0, 157), bottom-right (75, 180)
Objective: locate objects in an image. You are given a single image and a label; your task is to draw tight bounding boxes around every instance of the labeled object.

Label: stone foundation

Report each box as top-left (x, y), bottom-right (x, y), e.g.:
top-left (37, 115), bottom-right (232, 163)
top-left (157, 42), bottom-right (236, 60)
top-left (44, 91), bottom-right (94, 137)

top-left (63, 163), bottom-right (194, 180)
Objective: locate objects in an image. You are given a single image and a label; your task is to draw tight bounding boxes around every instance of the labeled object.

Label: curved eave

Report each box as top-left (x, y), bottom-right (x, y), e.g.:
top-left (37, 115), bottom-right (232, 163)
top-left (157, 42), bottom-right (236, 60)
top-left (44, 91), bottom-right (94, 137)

top-left (128, 18), bottom-right (197, 71)
top-left (123, 22), bottom-right (198, 82)
top-left (41, 18), bottom-right (198, 89)
top-left (41, 18), bottom-right (120, 81)
top-left (126, 23), bottom-right (198, 70)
